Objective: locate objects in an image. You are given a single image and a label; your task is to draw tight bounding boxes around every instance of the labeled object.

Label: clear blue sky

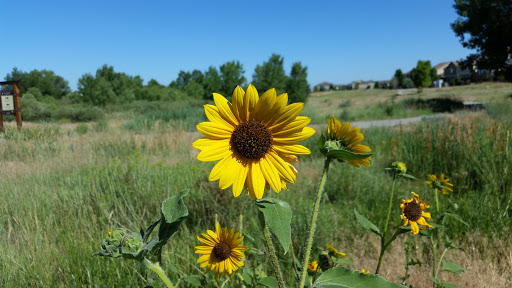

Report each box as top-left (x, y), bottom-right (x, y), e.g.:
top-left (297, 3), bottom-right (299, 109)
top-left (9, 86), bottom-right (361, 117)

top-left (1, 0), bottom-right (472, 90)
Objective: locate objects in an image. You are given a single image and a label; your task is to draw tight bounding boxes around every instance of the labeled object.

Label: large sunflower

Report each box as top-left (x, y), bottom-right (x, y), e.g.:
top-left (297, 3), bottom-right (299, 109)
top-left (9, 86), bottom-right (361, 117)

top-left (400, 192), bottom-right (433, 234)
top-left (425, 174), bottom-right (454, 194)
top-left (193, 84), bottom-right (315, 200)
top-left (195, 222), bottom-right (248, 278)
top-left (326, 116), bottom-right (371, 167)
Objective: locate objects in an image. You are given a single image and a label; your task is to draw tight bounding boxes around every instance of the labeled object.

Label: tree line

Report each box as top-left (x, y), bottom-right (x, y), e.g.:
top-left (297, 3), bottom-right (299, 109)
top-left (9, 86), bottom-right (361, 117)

top-left (3, 53), bottom-right (310, 106)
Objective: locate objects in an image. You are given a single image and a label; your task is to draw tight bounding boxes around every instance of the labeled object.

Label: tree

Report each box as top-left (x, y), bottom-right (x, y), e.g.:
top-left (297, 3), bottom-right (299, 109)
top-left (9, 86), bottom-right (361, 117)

top-left (412, 60), bottom-right (433, 93)
top-left (203, 66), bottom-right (222, 99)
top-left (394, 69), bottom-right (405, 88)
top-left (5, 67), bottom-right (70, 98)
top-left (286, 62), bottom-right (310, 104)
top-left (430, 67), bottom-right (440, 82)
top-left (451, 0), bottom-right (512, 77)
top-left (252, 54), bottom-right (289, 94)
top-left (219, 61), bottom-right (246, 97)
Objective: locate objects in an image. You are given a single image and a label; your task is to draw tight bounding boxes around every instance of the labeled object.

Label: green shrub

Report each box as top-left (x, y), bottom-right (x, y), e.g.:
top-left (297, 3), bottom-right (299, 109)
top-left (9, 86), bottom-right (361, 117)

top-left (75, 123), bottom-right (89, 135)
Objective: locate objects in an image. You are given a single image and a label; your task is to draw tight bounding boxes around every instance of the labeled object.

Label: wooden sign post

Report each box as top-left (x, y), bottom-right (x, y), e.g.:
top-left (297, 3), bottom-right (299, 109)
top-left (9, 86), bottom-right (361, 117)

top-left (0, 80), bottom-right (23, 132)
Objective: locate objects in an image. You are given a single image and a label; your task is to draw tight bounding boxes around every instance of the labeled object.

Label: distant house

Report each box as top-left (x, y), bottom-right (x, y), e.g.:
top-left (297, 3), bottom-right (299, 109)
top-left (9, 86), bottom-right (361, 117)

top-left (351, 80), bottom-right (375, 90)
top-left (433, 62), bottom-right (451, 79)
top-left (444, 62), bottom-right (472, 83)
top-left (315, 82), bottom-right (332, 91)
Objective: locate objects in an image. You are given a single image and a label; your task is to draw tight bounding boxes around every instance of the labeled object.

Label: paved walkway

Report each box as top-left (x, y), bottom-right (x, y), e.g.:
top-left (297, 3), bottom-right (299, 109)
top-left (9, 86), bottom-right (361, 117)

top-left (309, 114), bottom-right (445, 131)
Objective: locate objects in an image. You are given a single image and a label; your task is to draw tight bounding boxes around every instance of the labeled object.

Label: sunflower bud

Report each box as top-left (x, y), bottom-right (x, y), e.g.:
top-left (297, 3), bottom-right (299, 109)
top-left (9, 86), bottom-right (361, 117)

top-left (392, 162), bottom-right (407, 176)
top-left (318, 251), bottom-right (333, 271)
top-left (94, 228), bottom-right (144, 258)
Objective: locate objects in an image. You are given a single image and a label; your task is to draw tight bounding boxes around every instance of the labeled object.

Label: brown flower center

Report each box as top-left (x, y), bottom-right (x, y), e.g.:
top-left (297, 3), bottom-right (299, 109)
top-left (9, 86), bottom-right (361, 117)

top-left (403, 201), bottom-right (422, 222)
top-left (230, 120), bottom-right (273, 159)
top-left (213, 241), bottom-right (231, 261)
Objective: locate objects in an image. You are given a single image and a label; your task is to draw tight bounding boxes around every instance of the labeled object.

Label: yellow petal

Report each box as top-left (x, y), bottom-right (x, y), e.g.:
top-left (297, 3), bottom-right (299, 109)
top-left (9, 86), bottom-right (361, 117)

top-left (197, 122), bottom-right (233, 139)
top-left (260, 155), bottom-right (282, 193)
top-left (272, 116), bottom-right (311, 136)
top-left (351, 144), bottom-right (371, 153)
top-left (196, 140), bottom-right (231, 161)
top-left (410, 221), bottom-right (419, 234)
top-left (261, 93), bottom-right (288, 125)
top-left (204, 104), bottom-right (234, 129)
top-left (231, 86), bottom-right (245, 122)
top-left (232, 160), bottom-right (249, 197)
top-left (267, 103), bottom-right (304, 131)
top-left (213, 93), bottom-right (239, 127)
top-left (266, 151), bottom-right (296, 183)
top-left (219, 156), bottom-right (238, 189)
top-left (337, 122), bottom-right (351, 139)
top-left (273, 127), bottom-right (315, 145)
top-left (246, 160), bottom-right (265, 200)
top-left (273, 144), bottom-right (311, 155)
top-left (209, 155), bottom-right (235, 181)
top-left (254, 88), bottom-right (277, 121)
top-left (244, 84), bottom-right (259, 120)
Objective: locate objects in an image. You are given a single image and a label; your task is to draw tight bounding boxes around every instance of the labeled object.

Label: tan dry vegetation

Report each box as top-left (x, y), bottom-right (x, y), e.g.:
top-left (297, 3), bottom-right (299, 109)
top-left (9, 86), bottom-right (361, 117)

top-left (0, 120), bottom-right (197, 181)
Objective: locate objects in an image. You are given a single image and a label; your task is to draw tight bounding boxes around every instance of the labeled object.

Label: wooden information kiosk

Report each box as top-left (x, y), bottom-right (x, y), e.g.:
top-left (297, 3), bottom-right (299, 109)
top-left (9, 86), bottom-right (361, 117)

top-left (0, 80), bottom-right (22, 132)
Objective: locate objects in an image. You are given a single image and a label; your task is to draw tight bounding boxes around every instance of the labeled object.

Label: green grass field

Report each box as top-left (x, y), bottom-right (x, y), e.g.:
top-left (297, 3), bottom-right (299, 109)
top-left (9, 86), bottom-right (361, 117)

top-left (0, 83), bottom-right (511, 287)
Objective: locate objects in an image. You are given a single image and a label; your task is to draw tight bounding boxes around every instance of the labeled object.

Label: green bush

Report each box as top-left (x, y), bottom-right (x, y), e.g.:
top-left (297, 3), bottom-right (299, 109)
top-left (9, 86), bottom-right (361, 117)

top-left (75, 123), bottom-right (89, 135)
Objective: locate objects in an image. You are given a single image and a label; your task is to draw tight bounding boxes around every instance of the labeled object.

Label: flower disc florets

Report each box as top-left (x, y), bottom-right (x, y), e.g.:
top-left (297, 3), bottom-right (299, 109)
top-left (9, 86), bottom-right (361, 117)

top-left (213, 241), bottom-right (232, 261)
top-left (403, 201), bottom-right (422, 222)
top-left (230, 120), bottom-right (273, 159)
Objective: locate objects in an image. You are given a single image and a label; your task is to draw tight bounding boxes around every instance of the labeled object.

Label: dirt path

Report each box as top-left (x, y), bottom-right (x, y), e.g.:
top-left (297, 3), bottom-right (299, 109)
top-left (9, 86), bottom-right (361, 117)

top-left (309, 114), bottom-right (446, 131)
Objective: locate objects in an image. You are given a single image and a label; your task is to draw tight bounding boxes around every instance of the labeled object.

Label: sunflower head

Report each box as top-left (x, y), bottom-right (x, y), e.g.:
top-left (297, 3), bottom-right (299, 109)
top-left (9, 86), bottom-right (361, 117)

top-left (325, 243), bottom-right (346, 258)
top-left (195, 222), bottom-right (248, 278)
top-left (425, 174), bottom-right (454, 194)
top-left (192, 84), bottom-right (315, 200)
top-left (322, 116), bottom-right (371, 167)
top-left (400, 192), bottom-right (433, 234)
top-left (308, 260), bottom-right (321, 272)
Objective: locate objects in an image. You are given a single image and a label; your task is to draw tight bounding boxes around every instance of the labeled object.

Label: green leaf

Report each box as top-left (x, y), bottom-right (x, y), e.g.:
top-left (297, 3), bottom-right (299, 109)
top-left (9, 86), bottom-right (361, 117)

top-left (401, 173), bottom-right (417, 180)
top-left (444, 213), bottom-right (469, 227)
top-left (313, 267), bottom-right (406, 287)
top-left (442, 260), bottom-right (466, 275)
top-left (354, 209), bottom-right (382, 237)
top-left (256, 198), bottom-right (292, 254)
top-left (327, 149), bottom-right (373, 161)
top-left (184, 275), bottom-right (202, 287)
top-left (318, 134), bottom-right (327, 150)
top-left (159, 190), bottom-right (189, 242)
top-left (257, 276), bottom-right (279, 288)
top-left (333, 258), bottom-right (353, 266)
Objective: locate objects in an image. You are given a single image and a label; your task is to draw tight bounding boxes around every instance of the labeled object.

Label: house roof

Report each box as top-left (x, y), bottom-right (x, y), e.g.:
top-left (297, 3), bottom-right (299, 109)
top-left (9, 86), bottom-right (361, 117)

top-left (316, 82), bottom-right (332, 86)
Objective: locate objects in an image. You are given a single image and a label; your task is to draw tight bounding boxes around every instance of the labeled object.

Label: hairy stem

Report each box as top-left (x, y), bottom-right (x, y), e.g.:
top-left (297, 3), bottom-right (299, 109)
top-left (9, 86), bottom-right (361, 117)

top-left (298, 159), bottom-right (330, 288)
top-left (376, 175), bottom-right (396, 274)
top-left (143, 258), bottom-right (175, 288)
top-left (263, 223), bottom-right (286, 288)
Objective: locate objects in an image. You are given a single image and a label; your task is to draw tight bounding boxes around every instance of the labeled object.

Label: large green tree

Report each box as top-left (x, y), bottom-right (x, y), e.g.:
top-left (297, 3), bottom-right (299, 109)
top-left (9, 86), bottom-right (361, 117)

top-left (219, 60), bottom-right (246, 96)
top-left (252, 54), bottom-right (289, 94)
top-left (5, 67), bottom-right (70, 98)
top-left (286, 62), bottom-right (310, 103)
top-left (451, 0), bottom-right (512, 75)
top-left (393, 69), bottom-right (405, 88)
top-left (203, 66), bottom-right (222, 99)
top-left (412, 60), bottom-right (433, 93)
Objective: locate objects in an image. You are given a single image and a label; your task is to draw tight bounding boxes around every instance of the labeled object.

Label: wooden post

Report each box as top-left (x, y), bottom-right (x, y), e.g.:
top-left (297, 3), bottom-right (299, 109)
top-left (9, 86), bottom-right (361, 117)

top-left (13, 82), bottom-right (22, 129)
top-left (0, 95), bottom-right (3, 133)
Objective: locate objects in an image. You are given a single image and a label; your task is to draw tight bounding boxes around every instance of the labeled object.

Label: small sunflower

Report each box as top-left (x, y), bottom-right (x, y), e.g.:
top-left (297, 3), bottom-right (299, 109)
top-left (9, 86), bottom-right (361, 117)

top-left (326, 116), bottom-right (371, 167)
top-left (392, 161), bottom-right (407, 176)
top-left (325, 243), bottom-right (346, 258)
top-left (195, 222), bottom-right (248, 278)
top-left (193, 84), bottom-right (315, 200)
top-left (400, 192), bottom-right (433, 234)
top-left (308, 260), bottom-right (321, 272)
top-left (425, 174), bottom-right (454, 194)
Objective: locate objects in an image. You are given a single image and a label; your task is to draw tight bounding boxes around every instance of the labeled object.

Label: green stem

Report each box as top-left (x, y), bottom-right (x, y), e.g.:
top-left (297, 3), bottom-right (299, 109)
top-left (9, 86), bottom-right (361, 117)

top-left (434, 188), bottom-right (439, 213)
top-left (383, 176), bottom-right (397, 235)
top-left (298, 159), bottom-right (331, 288)
top-left (376, 175), bottom-right (397, 274)
top-left (263, 223), bottom-right (286, 288)
top-left (431, 234), bottom-right (437, 288)
top-left (434, 248), bottom-right (449, 281)
top-left (143, 258), bottom-right (175, 288)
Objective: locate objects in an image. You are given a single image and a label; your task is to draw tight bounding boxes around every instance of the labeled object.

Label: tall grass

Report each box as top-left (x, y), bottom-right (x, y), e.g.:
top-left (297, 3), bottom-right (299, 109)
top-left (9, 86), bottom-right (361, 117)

top-left (0, 98), bottom-right (511, 287)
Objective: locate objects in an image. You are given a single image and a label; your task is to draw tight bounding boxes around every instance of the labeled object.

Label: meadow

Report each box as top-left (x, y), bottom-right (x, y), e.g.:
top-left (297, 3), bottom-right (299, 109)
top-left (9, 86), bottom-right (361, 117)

top-left (0, 83), bottom-right (511, 287)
